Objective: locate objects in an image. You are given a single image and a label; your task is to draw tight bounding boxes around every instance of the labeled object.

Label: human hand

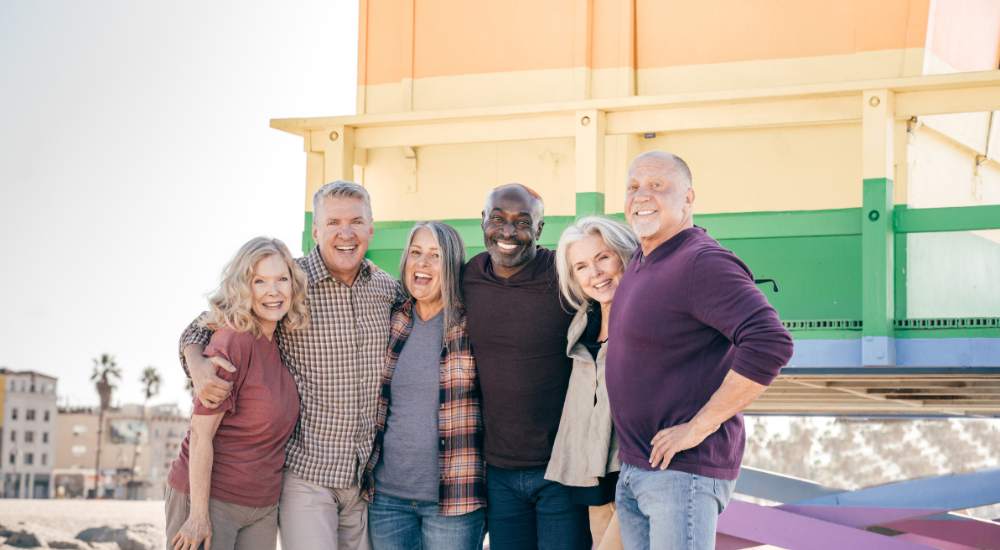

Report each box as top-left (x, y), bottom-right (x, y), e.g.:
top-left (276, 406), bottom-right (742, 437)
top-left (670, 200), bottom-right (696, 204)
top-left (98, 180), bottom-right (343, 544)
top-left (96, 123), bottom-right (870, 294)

top-left (171, 512), bottom-right (212, 550)
top-left (649, 419), bottom-right (720, 470)
top-left (186, 348), bottom-right (234, 409)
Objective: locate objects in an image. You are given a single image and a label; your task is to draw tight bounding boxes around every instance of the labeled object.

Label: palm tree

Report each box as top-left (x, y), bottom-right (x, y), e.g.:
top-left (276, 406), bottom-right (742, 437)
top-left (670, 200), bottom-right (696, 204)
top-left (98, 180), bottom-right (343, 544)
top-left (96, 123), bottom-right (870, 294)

top-left (128, 366), bottom-right (161, 499)
top-left (90, 354), bottom-right (121, 499)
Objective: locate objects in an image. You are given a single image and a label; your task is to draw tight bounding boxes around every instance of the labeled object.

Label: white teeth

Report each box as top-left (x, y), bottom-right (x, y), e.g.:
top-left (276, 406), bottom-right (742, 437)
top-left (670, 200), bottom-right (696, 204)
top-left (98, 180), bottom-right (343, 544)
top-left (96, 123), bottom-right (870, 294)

top-left (264, 302), bottom-right (282, 307)
top-left (497, 242), bottom-right (517, 250)
top-left (415, 273), bottom-right (431, 279)
top-left (636, 210), bottom-right (656, 215)
top-left (595, 280), bottom-right (611, 289)
top-left (336, 246), bottom-right (356, 251)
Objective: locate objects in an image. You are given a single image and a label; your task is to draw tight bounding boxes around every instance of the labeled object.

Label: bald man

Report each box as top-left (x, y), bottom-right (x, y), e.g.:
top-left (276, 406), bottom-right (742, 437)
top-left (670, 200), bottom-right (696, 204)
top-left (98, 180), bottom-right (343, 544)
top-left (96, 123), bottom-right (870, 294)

top-left (606, 151), bottom-right (794, 550)
top-left (461, 184), bottom-right (591, 550)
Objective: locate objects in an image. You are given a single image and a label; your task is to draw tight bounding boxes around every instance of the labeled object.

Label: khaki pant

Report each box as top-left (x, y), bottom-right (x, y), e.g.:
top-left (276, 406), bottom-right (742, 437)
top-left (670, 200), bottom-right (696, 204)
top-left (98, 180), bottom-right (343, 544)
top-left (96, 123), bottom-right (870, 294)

top-left (165, 486), bottom-right (278, 550)
top-left (590, 503), bottom-right (623, 550)
top-left (278, 468), bottom-right (370, 550)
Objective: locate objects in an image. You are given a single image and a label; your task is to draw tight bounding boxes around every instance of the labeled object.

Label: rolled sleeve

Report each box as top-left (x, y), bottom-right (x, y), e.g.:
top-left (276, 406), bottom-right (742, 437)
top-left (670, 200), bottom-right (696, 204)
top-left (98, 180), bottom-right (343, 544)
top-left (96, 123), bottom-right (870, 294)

top-left (178, 312), bottom-right (213, 378)
top-left (687, 249), bottom-right (794, 387)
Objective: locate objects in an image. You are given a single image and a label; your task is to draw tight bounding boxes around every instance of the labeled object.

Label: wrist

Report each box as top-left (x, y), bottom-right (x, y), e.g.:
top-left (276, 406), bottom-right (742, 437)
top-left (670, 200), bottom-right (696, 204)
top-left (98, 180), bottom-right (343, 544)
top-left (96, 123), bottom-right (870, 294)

top-left (689, 414), bottom-right (718, 437)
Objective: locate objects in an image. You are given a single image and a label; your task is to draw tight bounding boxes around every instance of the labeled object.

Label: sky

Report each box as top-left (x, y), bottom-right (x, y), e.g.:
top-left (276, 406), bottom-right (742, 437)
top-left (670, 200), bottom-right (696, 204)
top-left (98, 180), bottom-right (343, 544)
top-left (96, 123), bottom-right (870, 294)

top-left (0, 0), bottom-right (358, 411)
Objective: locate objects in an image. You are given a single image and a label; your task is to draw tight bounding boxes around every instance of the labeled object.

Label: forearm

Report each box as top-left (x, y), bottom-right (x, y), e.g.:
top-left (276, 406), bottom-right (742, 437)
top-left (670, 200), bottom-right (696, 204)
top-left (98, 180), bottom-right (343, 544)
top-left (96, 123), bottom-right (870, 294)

top-left (183, 345), bottom-right (207, 380)
top-left (690, 370), bottom-right (766, 433)
top-left (188, 431), bottom-right (214, 517)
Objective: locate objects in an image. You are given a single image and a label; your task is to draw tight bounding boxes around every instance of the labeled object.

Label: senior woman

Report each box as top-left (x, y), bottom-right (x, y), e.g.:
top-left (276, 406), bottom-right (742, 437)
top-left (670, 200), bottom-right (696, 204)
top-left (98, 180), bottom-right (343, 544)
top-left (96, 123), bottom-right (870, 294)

top-left (546, 216), bottom-right (640, 550)
top-left (362, 221), bottom-right (486, 550)
top-left (166, 237), bottom-right (308, 550)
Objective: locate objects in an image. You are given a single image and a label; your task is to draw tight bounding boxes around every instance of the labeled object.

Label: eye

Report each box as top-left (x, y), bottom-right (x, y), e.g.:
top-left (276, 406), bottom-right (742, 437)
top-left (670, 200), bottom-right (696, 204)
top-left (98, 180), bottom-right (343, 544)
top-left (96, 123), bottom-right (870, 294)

top-left (432, 253), bottom-right (439, 259)
top-left (280, 276), bottom-right (289, 281)
top-left (410, 249), bottom-right (419, 255)
top-left (254, 278), bottom-right (264, 284)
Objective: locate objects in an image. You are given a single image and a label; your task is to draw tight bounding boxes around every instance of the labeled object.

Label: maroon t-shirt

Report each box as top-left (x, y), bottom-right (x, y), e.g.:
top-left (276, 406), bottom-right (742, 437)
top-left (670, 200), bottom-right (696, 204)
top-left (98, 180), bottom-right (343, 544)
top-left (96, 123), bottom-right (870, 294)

top-left (168, 328), bottom-right (300, 507)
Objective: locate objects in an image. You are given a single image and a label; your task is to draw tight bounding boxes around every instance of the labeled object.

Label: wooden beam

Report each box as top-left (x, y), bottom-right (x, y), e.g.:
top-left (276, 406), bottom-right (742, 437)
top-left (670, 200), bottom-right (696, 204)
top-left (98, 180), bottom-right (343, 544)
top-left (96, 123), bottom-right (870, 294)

top-left (605, 96), bottom-right (860, 135)
top-left (353, 115), bottom-right (575, 148)
top-left (896, 85), bottom-right (1000, 117)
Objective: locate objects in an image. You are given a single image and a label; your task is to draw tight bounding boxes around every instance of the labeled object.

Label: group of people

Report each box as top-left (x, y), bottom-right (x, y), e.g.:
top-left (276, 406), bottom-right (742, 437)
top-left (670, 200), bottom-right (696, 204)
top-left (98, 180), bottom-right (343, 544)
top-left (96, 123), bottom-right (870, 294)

top-left (164, 150), bottom-right (795, 550)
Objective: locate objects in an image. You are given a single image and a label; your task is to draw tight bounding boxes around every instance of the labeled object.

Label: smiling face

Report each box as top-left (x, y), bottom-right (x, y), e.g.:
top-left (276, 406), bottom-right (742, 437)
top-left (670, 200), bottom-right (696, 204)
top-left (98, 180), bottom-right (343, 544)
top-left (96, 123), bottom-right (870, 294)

top-left (250, 254), bottom-right (293, 338)
top-left (481, 185), bottom-right (544, 274)
top-left (568, 233), bottom-right (624, 307)
top-left (624, 152), bottom-right (695, 253)
top-left (404, 227), bottom-right (443, 306)
top-left (311, 196), bottom-right (374, 285)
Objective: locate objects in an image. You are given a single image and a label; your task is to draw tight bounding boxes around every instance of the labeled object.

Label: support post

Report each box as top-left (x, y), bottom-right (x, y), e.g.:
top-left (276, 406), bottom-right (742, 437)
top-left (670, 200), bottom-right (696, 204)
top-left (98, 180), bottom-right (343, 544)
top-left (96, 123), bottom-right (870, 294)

top-left (575, 109), bottom-right (606, 218)
top-left (861, 90), bottom-right (895, 366)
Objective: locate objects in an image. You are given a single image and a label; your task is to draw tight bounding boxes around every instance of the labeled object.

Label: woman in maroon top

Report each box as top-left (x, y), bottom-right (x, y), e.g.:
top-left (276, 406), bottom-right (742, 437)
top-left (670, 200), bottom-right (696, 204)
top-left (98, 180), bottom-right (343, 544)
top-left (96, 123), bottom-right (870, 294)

top-left (166, 237), bottom-right (309, 550)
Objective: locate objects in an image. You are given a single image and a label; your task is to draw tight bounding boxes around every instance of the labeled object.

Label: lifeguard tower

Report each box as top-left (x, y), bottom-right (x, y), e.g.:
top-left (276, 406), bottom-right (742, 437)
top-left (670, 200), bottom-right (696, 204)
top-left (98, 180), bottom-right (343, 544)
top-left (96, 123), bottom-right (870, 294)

top-left (271, 1), bottom-right (1000, 546)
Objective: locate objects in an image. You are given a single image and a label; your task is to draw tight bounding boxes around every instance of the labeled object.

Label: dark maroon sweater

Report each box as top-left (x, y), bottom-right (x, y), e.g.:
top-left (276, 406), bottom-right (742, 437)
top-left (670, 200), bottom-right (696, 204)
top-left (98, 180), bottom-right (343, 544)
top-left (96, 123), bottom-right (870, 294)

top-left (462, 247), bottom-right (575, 469)
top-left (606, 227), bottom-right (793, 480)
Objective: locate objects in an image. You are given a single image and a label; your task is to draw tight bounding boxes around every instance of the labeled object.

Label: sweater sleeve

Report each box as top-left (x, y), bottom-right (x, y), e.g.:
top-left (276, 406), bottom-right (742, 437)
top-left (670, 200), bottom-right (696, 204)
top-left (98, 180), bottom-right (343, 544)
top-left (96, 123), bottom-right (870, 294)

top-left (686, 248), bottom-right (794, 386)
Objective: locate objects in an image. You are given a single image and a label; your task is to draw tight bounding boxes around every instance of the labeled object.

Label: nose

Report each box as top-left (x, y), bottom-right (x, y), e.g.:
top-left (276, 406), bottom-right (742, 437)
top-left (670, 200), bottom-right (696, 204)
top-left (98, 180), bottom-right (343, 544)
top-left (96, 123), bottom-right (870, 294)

top-left (265, 280), bottom-right (280, 296)
top-left (500, 221), bottom-right (517, 238)
top-left (588, 263), bottom-right (602, 280)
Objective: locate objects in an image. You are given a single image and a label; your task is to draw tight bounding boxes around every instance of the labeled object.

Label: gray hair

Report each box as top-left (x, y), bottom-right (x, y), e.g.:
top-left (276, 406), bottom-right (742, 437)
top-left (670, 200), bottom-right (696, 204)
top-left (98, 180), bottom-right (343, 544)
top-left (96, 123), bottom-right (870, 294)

top-left (312, 180), bottom-right (373, 223)
top-left (399, 221), bottom-right (467, 332)
top-left (556, 216), bottom-right (641, 312)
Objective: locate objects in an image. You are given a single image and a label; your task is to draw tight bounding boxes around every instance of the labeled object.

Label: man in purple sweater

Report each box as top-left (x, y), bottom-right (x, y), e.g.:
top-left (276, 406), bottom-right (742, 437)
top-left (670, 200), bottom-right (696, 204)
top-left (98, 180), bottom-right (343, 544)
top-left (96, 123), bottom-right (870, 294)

top-left (605, 151), bottom-right (794, 550)
top-left (462, 184), bottom-right (591, 550)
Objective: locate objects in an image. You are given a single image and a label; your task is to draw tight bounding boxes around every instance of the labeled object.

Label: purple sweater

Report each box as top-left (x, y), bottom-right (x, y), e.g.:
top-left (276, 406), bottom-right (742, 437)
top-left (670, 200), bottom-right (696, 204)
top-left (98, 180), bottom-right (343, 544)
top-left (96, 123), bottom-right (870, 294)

top-left (605, 227), bottom-right (793, 480)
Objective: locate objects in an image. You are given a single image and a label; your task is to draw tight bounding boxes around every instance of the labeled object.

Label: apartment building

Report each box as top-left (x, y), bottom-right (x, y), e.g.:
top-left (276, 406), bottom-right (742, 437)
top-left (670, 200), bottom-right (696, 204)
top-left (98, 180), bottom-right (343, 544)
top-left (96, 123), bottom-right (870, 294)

top-left (0, 368), bottom-right (58, 498)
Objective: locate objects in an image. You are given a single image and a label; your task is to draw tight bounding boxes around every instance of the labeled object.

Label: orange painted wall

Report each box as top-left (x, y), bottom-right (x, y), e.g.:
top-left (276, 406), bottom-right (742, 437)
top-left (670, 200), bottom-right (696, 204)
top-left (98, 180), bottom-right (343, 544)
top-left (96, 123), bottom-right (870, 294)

top-left (636, 0), bottom-right (929, 69)
top-left (359, 0), bottom-right (963, 86)
top-left (928, 0), bottom-right (1000, 72)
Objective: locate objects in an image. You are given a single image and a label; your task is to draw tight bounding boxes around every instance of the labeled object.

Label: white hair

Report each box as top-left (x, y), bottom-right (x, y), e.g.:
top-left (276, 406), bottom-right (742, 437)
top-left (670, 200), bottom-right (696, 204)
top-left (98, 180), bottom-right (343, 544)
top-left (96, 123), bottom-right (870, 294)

top-left (556, 216), bottom-right (641, 312)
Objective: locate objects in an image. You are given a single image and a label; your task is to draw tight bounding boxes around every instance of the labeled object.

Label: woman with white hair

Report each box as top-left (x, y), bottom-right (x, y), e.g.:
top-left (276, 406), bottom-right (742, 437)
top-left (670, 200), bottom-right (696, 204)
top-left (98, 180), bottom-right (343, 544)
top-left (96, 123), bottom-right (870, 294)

top-left (546, 216), bottom-right (641, 550)
top-left (362, 221), bottom-right (486, 550)
top-left (166, 237), bottom-right (309, 550)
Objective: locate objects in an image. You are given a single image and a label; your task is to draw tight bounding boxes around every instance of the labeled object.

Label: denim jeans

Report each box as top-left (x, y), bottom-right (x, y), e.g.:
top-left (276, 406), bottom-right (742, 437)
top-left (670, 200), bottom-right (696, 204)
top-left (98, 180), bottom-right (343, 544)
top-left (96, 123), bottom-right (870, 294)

top-left (485, 464), bottom-right (591, 550)
top-left (368, 492), bottom-right (485, 550)
top-left (615, 463), bottom-right (736, 550)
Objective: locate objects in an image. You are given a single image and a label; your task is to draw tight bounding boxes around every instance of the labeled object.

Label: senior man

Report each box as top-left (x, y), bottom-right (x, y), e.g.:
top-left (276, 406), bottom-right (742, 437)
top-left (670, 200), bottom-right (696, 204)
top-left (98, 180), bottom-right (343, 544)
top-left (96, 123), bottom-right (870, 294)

top-left (179, 181), bottom-right (399, 550)
top-left (462, 184), bottom-right (591, 550)
top-left (605, 151), bottom-right (794, 550)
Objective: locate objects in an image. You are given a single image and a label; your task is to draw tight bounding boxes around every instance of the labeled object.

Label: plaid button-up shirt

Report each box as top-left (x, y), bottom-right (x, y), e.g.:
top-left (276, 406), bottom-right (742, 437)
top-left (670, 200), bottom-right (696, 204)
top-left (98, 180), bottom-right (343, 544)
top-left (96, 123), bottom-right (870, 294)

top-left (180, 247), bottom-right (400, 489)
top-left (362, 299), bottom-right (486, 516)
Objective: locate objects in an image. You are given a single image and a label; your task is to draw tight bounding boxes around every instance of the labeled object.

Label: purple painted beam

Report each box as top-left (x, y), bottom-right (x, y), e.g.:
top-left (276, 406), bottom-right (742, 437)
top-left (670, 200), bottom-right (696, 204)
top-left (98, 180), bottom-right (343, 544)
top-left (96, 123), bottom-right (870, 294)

top-left (715, 534), bottom-right (761, 550)
top-left (717, 501), bottom-right (937, 550)
top-left (777, 505), bottom-right (945, 528)
top-left (894, 533), bottom-right (979, 550)
top-left (885, 518), bottom-right (1000, 549)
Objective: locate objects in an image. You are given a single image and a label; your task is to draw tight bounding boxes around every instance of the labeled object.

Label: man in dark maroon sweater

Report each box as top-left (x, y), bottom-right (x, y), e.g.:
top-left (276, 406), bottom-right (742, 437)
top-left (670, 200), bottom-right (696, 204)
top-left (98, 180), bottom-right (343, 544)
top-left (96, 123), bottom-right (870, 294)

top-left (606, 151), bottom-right (793, 550)
top-left (462, 184), bottom-right (591, 550)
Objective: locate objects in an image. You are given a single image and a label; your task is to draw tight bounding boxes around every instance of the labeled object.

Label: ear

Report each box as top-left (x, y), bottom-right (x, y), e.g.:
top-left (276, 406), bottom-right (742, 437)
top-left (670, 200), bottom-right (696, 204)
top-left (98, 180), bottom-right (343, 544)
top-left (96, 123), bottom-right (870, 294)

top-left (311, 223), bottom-right (319, 245)
top-left (481, 210), bottom-right (487, 229)
top-left (535, 219), bottom-right (545, 240)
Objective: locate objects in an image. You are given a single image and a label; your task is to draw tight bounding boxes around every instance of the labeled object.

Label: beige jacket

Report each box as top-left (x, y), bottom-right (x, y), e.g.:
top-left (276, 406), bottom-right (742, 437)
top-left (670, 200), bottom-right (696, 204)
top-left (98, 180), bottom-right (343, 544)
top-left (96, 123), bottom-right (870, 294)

top-left (545, 307), bottom-right (621, 488)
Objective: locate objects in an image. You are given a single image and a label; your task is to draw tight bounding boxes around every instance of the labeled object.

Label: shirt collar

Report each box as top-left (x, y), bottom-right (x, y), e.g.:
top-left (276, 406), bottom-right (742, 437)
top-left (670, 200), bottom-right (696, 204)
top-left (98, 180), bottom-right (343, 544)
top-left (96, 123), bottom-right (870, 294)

top-left (304, 246), bottom-right (373, 287)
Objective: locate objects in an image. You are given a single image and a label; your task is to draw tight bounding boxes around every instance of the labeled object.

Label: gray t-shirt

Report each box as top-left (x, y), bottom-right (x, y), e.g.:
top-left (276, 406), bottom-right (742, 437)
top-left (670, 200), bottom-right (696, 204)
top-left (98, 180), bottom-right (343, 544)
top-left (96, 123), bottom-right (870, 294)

top-left (373, 309), bottom-right (444, 503)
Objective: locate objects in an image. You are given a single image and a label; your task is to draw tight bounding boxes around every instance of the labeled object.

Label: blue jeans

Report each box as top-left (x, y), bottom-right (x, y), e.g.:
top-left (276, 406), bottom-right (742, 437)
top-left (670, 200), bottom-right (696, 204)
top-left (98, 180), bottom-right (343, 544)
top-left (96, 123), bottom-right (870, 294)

top-left (616, 463), bottom-right (736, 550)
top-left (368, 492), bottom-right (486, 550)
top-left (485, 464), bottom-right (591, 550)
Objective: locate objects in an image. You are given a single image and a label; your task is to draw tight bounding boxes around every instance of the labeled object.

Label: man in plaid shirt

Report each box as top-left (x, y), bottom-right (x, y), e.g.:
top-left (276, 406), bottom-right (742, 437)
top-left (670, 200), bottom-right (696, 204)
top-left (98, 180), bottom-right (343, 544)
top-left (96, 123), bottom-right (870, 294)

top-left (179, 181), bottom-right (399, 550)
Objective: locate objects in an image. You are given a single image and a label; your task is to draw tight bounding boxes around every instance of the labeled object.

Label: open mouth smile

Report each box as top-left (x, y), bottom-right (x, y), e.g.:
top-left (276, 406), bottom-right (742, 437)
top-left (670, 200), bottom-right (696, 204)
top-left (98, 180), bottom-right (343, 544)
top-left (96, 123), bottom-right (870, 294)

top-left (495, 241), bottom-right (519, 253)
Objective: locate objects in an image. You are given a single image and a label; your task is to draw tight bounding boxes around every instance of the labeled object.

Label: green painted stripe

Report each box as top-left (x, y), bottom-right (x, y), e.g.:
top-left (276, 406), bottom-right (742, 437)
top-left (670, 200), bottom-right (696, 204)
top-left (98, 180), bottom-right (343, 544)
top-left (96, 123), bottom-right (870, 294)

top-left (895, 328), bottom-right (1000, 339)
top-left (894, 204), bottom-right (1000, 234)
top-left (575, 192), bottom-right (605, 219)
top-left (694, 208), bottom-right (862, 239)
top-left (862, 178), bottom-right (894, 338)
top-left (303, 211), bottom-right (315, 254)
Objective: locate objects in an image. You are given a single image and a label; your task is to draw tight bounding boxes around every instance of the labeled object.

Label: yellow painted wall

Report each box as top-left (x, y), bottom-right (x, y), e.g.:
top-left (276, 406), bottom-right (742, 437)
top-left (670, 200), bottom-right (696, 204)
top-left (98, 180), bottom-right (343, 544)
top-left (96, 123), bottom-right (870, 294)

top-left (363, 138), bottom-right (577, 222)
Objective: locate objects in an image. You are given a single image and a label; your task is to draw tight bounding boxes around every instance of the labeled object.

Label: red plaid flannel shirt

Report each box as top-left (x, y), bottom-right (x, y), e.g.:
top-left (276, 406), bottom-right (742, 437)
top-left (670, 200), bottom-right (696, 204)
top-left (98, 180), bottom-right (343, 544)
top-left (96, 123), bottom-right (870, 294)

top-left (362, 299), bottom-right (486, 516)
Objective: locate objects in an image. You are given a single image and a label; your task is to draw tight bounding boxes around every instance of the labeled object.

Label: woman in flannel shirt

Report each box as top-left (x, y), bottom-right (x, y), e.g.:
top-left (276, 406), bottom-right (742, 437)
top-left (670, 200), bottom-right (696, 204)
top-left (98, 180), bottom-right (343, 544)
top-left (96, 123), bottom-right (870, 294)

top-left (166, 237), bottom-right (309, 550)
top-left (363, 222), bottom-right (486, 550)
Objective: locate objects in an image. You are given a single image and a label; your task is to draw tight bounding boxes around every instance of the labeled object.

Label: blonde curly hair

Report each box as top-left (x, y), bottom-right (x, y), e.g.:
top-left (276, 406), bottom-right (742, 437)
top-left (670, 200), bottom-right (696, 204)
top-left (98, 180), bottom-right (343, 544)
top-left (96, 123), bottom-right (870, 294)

top-left (201, 237), bottom-right (309, 336)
